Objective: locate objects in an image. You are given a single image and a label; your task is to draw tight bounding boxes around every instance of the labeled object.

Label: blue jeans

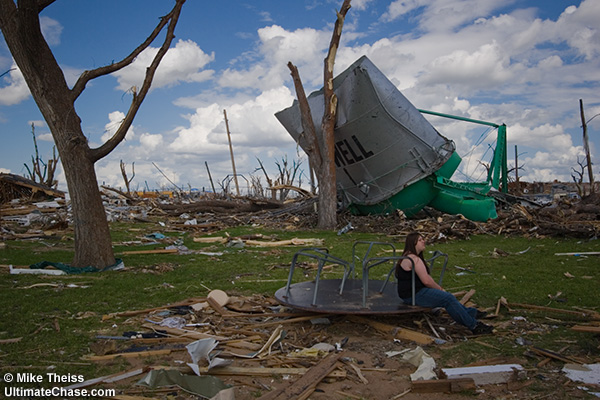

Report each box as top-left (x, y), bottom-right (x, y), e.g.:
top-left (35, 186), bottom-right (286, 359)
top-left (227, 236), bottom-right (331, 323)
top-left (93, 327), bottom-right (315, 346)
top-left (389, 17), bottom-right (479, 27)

top-left (402, 288), bottom-right (478, 330)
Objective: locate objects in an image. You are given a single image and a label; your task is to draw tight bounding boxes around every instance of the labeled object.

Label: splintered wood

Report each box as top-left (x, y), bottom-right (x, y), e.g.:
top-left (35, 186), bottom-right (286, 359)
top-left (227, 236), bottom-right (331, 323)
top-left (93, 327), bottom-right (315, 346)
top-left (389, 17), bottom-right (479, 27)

top-left (88, 293), bottom-right (445, 399)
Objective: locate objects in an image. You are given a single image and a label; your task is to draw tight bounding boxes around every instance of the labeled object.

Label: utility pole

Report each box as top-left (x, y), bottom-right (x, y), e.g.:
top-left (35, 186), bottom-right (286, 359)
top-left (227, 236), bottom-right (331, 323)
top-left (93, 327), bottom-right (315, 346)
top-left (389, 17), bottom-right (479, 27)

top-left (223, 109), bottom-right (240, 196)
top-left (205, 161), bottom-right (216, 194)
top-left (514, 145), bottom-right (520, 195)
top-left (579, 99), bottom-right (595, 194)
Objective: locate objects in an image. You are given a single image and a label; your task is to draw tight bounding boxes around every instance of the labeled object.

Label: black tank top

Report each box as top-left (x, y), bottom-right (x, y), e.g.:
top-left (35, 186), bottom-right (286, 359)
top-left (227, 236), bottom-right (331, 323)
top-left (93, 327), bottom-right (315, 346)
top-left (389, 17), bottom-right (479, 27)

top-left (395, 259), bottom-right (428, 299)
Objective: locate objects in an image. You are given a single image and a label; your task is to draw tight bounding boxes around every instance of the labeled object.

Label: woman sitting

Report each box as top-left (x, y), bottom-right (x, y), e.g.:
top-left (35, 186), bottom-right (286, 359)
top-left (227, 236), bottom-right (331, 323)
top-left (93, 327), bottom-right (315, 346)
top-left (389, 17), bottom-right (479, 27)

top-left (396, 232), bottom-right (493, 335)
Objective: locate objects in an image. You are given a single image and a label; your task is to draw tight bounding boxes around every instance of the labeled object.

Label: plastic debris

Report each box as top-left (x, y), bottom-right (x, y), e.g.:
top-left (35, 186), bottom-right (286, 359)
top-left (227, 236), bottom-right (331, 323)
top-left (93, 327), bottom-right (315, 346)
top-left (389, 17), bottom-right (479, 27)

top-left (136, 368), bottom-right (229, 398)
top-left (186, 338), bottom-right (232, 375)
top-left (400, 346), bottom-right (437, 381)
top-left (337, 222), bottom-right (354, 235)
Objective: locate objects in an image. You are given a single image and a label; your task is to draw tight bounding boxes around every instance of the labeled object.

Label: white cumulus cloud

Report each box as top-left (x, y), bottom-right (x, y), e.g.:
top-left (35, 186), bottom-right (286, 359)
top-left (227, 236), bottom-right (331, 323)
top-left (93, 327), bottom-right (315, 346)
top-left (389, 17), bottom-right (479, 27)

top-left (113, 39), bottom-right (215, 91)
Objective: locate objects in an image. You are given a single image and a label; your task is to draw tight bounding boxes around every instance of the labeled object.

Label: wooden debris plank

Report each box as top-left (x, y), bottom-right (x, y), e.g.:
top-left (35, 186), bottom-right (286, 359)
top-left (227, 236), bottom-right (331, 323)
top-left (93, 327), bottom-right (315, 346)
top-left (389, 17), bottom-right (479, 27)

top-left (412, 378), bottom-right (475, 393)
top-left (450, 290), bottom-right (468, 298)
top-left (0, 172), bottom-right (64, 197)
top-left (219, 327), bottom-right (271, 338)
top-left (193, 236), bottom-right (227, 243)
top-left (347, 362), bottom-right (368, 384)
top-left (132, 337), bottom-right (193, 344)
top-left (244, 239), bottom-right (295, 247)
top-left (244, 238), bottom-right (324, 247)
top-left (120, 248), bottom-right (179, 255)
top-left (0, 206), bottom-right (38, 216)
top-left (392, 388), bottom-right (412, 399)
top-left (222, 335), bottom-right (263, 343)
top-left (530, 346), bottom-right (581, 364)
top-left (571, 325), bottom-right (600, 333)
top-left (83, 349), bottom-right (171, 361)
top-left (141, 324), bottom-right (228, 341)
top-left (197, 364), bottom-right (346, 378)
top-left (459, 289), bottom-right (476, 305)
top-left (509, 302), bottom-right (600, 319)
top-left (221, 340), bottom-right (263, 351)
top-left (257, 352), bottom-right (343, 400)
top-left (65, 367), bottom-right (147, 390)
top-left (346, 315), bottom-right (434, 345)
top-left (207, 295), bottom-right (230, 316)
top-left (0, 337), bottom-right (22, 344)
top-left (102, 297), bottom-right (206, 319)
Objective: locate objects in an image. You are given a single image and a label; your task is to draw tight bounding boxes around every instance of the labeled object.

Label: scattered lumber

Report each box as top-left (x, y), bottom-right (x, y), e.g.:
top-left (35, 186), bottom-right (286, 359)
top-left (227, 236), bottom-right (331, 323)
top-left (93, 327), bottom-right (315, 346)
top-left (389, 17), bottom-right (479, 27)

top-left (82, 349), bottom-right (172, 361)
top-left (102, 296), bottom-right (206, 320)
top-left (120, 248), bottom-right (179, 255)
top-left (530, 346), bottom-right (581, 364)
top-left (197, 365), bottom-right (346, 378)
top-left (459, 289), bottom-right (476, 305)
top-left (508, 302), bottom-right (600, 320)
top-left (571, 325), bottom-right (600, 333)
top-left (65, 367), bottom-right (148, 390)
top-left (0, 337), bottom-right (22, 344)
top-left (141, 324), bottom-right (228, 341)
top-left (0, 172), bottom-right (64, 202)
top-left (257, 352), bottom-right (343, 400)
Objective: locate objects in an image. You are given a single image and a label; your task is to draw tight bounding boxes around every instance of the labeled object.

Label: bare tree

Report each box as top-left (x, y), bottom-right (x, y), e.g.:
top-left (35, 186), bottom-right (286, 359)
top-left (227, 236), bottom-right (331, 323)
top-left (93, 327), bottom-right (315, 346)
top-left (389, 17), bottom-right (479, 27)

top-left (120, 160), bottom-right (135, 195)
top-left (286, 0), bottom-right (351, 229)
top-left (0, 0), bottom-right (186, 268)
top-left (255, 158), bottom-right (276, 200)
top-left (571, 156), bottom-right (587, 197)
top-left (24, 122), bottom-right (59, 188)
top-left (579, 99), bottom-right (595, 194)
top-left (274, 156), bottom-right (302, 201)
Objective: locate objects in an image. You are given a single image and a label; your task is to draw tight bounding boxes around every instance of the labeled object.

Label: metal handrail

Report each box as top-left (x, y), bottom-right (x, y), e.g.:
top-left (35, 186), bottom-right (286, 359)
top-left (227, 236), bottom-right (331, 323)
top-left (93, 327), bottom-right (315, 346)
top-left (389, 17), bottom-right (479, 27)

top-left (363, 255), bottom-right (416, 307)
top-left (284, 247), bottom-right (351, 305)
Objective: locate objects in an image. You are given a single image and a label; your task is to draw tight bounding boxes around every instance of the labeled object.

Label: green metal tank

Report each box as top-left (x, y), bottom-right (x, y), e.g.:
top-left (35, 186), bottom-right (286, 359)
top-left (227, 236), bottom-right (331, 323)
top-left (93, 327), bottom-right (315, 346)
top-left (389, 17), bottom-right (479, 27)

top-left (276, 56), bottom-right (498, 221)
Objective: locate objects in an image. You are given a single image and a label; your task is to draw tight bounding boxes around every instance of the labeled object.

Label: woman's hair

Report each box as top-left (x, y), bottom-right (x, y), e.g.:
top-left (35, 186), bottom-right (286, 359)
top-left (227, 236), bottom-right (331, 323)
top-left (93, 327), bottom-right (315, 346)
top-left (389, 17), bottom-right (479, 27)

top-left (401, 232), bottom-right (427, 265)
top-left (396, 232), bottom-right (428, 277)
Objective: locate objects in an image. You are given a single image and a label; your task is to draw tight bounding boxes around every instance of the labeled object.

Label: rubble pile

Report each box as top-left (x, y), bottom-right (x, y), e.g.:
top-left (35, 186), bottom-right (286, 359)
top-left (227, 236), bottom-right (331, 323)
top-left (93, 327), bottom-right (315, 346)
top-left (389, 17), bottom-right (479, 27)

top-left (2, 187), bottom-right (599, 242)
top-left (72, 291), bottom-right (599, 399)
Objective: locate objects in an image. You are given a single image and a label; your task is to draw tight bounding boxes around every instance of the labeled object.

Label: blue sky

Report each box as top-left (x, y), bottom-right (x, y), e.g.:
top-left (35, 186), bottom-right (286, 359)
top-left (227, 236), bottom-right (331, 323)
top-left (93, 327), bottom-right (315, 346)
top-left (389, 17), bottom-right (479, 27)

top-left (1, 0), bottom-right (599, 193)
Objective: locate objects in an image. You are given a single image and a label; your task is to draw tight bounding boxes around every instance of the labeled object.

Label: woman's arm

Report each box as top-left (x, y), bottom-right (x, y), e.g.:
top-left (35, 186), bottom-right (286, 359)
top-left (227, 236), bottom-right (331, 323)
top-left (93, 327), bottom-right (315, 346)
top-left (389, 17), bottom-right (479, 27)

top-left (411, 255), bottom-right (444, 291)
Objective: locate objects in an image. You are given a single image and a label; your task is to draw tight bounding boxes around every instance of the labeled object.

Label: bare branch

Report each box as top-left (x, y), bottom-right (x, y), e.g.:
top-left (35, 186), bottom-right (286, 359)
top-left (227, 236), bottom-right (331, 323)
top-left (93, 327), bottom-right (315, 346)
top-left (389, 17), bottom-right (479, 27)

top-left (36, 0), bottom-right (55, 13)
top-left (89, 0), bottom-right (186, 162)
top-left (321, 0), bottom-right (351, 167)
top-left (287, 62), bottom-right (322, 168)
top-left (120, 160), bottom-right (135, 194)
top-left (255, 157), bottom-right (275, 199)
top-left (71, 0), bottom-right (184, 101)
top-left (0, 68), bottom-right (16, 78)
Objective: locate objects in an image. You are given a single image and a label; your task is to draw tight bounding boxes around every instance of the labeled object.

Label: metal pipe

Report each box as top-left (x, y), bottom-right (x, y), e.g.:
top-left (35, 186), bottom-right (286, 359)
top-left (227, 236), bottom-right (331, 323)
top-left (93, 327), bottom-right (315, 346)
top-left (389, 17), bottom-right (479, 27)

top-left (418, 109), bottom-right (500, 128)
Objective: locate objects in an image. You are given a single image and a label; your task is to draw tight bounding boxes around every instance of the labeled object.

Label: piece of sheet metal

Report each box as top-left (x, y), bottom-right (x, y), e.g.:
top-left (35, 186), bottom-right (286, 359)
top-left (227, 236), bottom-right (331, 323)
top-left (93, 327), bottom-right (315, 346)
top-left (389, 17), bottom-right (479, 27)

top-left (274, 279), bottom-right (428, 315)
top-left (275, 56), bottom-right (455, 207)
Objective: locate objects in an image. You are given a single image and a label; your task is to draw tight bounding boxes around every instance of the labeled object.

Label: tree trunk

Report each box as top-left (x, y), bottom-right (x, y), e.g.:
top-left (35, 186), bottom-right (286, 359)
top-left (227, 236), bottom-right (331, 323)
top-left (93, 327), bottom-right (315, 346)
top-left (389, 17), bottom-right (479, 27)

top-left (1, 0), bottom-right (184, 268)
top-left (0, 0), bottom-right (115, 268)
top-left (285, 0), bottom-right (351, 230)
top-left (62, 142), bottom-right (115, 268)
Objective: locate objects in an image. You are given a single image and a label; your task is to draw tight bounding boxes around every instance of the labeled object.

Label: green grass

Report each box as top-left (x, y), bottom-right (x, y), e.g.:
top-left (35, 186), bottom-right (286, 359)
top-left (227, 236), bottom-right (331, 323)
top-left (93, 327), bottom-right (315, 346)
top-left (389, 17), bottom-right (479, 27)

top-left (1, 222), bottom-right (599, 394)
